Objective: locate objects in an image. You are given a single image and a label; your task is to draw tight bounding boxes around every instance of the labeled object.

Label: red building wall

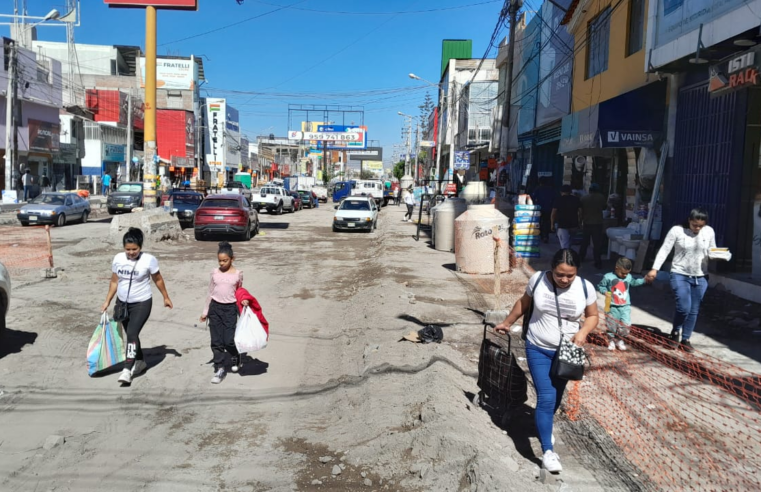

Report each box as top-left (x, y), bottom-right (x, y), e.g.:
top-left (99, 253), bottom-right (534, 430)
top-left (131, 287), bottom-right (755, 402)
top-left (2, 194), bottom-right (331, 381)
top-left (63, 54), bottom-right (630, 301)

top-left (157, 110), bottom-right (193, 159)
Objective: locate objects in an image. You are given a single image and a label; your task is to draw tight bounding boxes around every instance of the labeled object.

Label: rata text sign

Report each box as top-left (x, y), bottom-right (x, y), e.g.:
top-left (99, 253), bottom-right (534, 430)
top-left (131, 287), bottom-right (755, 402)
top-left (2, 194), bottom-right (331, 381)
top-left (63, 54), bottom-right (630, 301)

top-left (104, 0), bottom-right (198, 9)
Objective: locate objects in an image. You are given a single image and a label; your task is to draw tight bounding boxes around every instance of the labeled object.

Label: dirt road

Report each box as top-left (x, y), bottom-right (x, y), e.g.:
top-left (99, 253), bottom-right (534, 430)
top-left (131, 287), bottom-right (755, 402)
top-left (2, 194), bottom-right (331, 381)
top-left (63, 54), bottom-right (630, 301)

top-left (0, 204), bottom-right (609, 491)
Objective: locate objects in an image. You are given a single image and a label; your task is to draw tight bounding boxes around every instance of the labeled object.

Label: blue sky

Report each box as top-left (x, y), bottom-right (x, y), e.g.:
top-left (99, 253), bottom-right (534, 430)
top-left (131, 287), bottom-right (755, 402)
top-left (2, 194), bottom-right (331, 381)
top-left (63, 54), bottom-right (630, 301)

top-left (2, 0), bottom-right (505, 164)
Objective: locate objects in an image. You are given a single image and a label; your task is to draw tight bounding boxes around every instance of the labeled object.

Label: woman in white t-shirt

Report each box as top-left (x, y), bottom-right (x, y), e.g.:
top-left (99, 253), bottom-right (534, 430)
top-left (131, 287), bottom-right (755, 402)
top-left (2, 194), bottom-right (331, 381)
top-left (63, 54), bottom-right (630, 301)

top-left (101, 228), bottom-right (173, 385)
top-left (495, 249), bottom-right (598, 473)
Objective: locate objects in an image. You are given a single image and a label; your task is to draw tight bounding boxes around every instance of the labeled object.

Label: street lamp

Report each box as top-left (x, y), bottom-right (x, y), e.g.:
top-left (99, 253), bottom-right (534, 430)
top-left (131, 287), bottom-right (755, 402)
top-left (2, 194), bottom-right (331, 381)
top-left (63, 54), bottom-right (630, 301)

top-left (397, 112), bottom-right (420, 180)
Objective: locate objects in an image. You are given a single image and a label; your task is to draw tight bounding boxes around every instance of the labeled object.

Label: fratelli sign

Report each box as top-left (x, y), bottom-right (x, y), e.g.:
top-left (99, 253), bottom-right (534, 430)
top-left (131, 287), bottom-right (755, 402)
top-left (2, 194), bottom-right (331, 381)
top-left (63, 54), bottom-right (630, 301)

top-left (709, 48), bottom-right (761, 97)
top-left (205, 98), bottom-right (226, 171)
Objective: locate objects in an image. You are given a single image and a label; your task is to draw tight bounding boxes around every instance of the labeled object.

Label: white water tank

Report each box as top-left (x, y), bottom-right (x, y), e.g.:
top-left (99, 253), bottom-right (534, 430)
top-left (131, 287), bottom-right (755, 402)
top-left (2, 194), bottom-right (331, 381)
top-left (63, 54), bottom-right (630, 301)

top-left (454, 204), bottom-right (510, 274)
top-left (400, 175), bottom-right (414, 199)
top-left (432, 198), bottom-right (468, 252)
top-left (460, 181), bottom-right (488, 203)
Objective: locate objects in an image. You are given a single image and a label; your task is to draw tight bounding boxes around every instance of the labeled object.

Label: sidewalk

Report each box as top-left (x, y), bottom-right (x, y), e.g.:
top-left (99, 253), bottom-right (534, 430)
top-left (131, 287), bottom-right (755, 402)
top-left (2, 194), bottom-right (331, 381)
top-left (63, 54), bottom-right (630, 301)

top-left (524, 235), bottom-right (761, 373)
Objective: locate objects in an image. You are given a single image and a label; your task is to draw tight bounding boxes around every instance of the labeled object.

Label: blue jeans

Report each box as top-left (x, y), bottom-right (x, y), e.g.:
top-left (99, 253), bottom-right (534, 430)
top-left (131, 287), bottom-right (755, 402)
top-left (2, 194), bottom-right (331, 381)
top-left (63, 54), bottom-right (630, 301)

top-left (526, 341), bottom-right (568, 453)
top-left (23, 185), bottom-right (30, 201)
top-left (669, 273), bottom-right (708, 340)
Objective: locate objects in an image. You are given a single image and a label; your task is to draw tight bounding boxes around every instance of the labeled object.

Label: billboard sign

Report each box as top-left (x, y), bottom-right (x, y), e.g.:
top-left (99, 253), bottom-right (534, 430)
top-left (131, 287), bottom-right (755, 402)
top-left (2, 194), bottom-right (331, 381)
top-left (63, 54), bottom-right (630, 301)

top-left (420, 140), bottom-right (435, 148)
top-left (28, 119), bottom-right (60, 153)
top-left (205, 98), bottom-right (226, 172)
top-left (288, 128), bottom-right (367, 150)
top-left (346, 147), bottom-right (383, 161)
top-left (104, 0), bottom-right (198, 9)
top-left (104, 144), bottom-right (126, 162)
top-left (225, 104), bottom-right (241, 168)
top-left (139, 56), bottom-right (197, 90)
top-left (454, 151), bottom-right (470, 170)
top-left (654, 0), bottom-right (746, 49)
top-left (364, 161), bottom-right (384, 173)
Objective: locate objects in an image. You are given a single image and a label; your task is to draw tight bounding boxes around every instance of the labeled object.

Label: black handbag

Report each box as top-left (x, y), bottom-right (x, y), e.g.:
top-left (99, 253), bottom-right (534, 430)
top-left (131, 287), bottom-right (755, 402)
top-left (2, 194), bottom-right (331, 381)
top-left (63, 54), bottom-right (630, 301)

top-left (549, 280), bottom-right (589, 381)
top-left (113, 255), bottom-right (140, 322)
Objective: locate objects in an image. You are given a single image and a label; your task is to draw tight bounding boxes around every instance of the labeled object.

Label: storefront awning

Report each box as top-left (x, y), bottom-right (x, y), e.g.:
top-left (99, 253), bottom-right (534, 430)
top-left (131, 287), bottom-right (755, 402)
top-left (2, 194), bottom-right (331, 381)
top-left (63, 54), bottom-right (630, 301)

top-left (559, 80), bottom-right (667, 156)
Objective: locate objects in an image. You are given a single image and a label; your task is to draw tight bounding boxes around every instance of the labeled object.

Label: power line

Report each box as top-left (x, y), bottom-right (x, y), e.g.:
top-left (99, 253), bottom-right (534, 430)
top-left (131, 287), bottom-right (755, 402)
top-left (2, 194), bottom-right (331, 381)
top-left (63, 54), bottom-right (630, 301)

top-left (252, 0), bottom-right (502, 15)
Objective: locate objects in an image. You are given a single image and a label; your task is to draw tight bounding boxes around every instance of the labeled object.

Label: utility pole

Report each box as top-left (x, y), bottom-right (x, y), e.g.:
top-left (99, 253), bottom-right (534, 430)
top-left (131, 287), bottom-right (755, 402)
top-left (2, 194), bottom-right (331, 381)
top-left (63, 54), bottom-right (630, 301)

top-left (4, 40), bottom-right (17, 193)
top-left (126, 89), bottom-right (133, 182)
top-left (415, 121), bottom-right (420, 183)
top-left (405, 122), bottom-right (411, 177)
top-left (143, 5), bottom-right (158, 208)
top-left (501, 0), bottom-right (522, 155)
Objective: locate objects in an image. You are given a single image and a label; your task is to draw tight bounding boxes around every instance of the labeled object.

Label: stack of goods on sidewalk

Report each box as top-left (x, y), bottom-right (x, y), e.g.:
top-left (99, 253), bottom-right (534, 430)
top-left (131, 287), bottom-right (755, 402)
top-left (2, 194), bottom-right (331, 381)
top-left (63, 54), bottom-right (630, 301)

top-left (513, 196), bottom-right (541, 259)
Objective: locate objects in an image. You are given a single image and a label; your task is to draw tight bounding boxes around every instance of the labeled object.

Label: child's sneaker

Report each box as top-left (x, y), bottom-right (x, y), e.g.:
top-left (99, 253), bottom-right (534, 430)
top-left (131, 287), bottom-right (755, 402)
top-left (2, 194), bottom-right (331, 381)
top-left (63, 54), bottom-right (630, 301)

top-left (230, 357), bottom-right (240, 373)
top-left (542, 450), bottom-right (562, 473)
top-left (616, 340), bottom-right (627, 351)
top-left (211, 368), bottom-right (226, 384)
top-left (607, 340), bottom-right (616, 351)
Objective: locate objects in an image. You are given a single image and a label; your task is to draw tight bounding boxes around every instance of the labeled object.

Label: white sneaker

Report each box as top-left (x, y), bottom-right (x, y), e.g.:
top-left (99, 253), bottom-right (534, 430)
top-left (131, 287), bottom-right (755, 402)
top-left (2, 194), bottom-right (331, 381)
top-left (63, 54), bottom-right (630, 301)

top-left (608, 340), bottom-right (616, 351)
top-left (230, 358), bottom-right (240, 373)
top-left (131, 360), bottom-right (147, 377)
top-left (211, 368), bottom-right (226, 384)
top-left (616, 340), bottom-right (627, 351)
top-left (118, 368), bottom-right (132, 384)
top-left (542, 450), bottom-right (562, 473)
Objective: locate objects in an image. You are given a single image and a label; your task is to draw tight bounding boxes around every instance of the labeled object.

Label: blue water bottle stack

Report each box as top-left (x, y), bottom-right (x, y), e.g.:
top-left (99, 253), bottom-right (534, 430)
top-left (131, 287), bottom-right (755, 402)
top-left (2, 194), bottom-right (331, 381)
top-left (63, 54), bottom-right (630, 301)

top-left (513, 204), bottom-right (542, 258)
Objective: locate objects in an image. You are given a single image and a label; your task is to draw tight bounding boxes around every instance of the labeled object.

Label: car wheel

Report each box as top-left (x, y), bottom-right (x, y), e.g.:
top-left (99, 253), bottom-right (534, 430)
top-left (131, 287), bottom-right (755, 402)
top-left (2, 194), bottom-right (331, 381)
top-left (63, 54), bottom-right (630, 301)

top-left (194, 230), bottom-right (203, 241)
top-left (241, 223), bottom-right (251, 241)
top-left (82, 211), bottom-right (89, 224)
top-left (332, 224), bottom-right (339, 232)
top-left (276, 202), bottom-right (283, 215)
top-left (108, 208), bottom-right (115, 215)
top-left (56, 214), bottom-right (66, 227)
top-left (253, 222), bottom-right (259, 236)
top-left (0, 295), bottom-right (6, 338)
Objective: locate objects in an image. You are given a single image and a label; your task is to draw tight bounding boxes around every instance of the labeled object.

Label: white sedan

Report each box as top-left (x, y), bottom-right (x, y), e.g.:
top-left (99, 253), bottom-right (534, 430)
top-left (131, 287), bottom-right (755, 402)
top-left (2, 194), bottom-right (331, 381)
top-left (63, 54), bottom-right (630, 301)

top-left (333, 196), bottom-right (378, 232)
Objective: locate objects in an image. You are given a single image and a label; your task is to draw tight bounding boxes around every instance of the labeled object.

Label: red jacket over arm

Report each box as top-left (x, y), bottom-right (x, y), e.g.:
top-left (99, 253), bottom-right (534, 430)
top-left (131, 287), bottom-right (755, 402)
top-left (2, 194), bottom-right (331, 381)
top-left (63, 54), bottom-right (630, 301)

top-left (235, 287), bottom-right (270, 336)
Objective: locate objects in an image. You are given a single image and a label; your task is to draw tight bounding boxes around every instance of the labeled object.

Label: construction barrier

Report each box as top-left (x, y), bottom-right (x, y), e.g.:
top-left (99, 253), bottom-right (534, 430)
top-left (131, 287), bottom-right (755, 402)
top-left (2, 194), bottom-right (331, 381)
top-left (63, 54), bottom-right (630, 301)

top-left (464, 249), bottom-right (761, 490)
top-left (0, 226), bottom-right (53, 274)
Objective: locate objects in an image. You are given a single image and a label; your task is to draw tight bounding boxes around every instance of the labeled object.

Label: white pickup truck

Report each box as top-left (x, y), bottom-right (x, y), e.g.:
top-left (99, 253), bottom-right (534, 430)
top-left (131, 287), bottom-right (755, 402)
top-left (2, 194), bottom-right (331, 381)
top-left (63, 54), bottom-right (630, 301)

top-left (351, 180), bottom-right (384, 207)
top-left (252, 186), bottom-right (296, 214)
top-left (312, 185), bottom-right (328, 203)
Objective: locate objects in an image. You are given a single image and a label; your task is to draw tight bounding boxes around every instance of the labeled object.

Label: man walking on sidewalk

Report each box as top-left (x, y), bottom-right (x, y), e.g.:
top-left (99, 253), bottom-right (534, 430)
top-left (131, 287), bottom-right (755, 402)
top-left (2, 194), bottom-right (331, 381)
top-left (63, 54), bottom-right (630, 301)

top-left (102, 172), bottom-right (112, 196)
top-left (580, 183), bottom-right (607, 269)
top-left (531, 177), bottom-right (556, 243)
top-left (551, 184), bottom-right (581, 250)
top-left (22, 169), bottom-right (33, 202)
top-left (403, 189), bottom-right (415, 222)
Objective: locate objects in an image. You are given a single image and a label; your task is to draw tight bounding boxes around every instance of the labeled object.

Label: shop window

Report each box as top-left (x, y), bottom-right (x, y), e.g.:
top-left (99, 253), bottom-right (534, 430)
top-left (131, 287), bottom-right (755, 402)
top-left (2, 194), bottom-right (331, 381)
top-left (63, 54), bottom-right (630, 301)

top-left (627, 0), bottom-right (645, 56)
top-left (587, 7), bottom-right (611, 79)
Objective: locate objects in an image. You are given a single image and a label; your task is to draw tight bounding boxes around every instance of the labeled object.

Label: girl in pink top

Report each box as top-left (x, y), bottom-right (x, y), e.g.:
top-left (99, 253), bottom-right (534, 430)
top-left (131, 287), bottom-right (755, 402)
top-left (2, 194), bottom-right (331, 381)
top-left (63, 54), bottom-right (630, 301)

top-left (200, 241), bottom-right (249, 384)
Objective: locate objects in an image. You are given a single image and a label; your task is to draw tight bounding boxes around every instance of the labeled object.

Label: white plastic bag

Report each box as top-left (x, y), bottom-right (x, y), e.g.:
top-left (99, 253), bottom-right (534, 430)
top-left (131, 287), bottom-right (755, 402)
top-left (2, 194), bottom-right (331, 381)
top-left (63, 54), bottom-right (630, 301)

top-left (234, 306), bottom-right (268, 353)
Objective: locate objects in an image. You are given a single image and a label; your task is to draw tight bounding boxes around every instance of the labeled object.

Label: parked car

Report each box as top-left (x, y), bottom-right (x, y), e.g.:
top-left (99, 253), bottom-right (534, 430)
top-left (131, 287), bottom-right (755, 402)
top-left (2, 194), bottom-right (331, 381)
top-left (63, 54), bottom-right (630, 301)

top-left (333, 196), bottom-right (379, 232)
top-left (194, 194), bottom-right (259, 241)
top-left (17, 192), bottom-right (91, 227)
top-left (0, 261), bottom-right (10, 336)
top-left (220, 181), bottom-right (253, 201)
top-left (167, 190), bottom-right (204, 228)
top-left (252, 186), bottom-right (296, 214)
top-left (107, 182), bottom-right (144, 214)
top-left (298, 190), bottom-right (314, 209)
top-left (289, 191), bottom-right (303, 211)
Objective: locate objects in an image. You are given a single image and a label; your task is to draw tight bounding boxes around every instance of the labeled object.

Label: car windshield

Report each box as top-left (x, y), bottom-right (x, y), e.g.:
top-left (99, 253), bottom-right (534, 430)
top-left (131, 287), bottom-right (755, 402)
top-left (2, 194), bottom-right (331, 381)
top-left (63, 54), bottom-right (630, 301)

top-left (117, 184), bottom-right (142, 193)
top-left (261, 188), bottom-right (278, 195)
top-left (340, 200), bottom-right (371, 211)
top-left (172, 194), bottom-right (202, 205)
top-left (31, 194), bottom-right (65, 205)
top-left (201, 199), bottom-right (238, 208)
top-left (224, 182), bottom-right (242, 188)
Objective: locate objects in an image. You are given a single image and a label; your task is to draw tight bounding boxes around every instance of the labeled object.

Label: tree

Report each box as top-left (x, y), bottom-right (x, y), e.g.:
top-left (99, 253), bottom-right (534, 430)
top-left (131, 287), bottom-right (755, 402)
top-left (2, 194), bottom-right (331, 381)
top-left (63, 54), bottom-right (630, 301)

top-left (359, 170), bottom-right (376, 180)
top-left (393, 161), bottom-right (405, 181)
top-left (419, 92), bottom-right (434, 124)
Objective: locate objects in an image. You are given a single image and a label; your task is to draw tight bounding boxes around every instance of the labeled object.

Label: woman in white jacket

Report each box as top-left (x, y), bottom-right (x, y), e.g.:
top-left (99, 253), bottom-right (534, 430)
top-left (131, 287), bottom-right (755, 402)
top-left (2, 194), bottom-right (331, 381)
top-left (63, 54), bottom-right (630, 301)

top-left (645, 208), bottom-right (715, 353)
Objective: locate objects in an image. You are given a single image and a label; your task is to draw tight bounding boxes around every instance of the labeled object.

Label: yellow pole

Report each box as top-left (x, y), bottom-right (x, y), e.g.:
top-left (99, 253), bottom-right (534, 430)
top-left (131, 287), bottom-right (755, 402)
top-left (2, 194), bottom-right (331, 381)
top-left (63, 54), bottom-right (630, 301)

top-left (143, 5), bottom-right (158, 208)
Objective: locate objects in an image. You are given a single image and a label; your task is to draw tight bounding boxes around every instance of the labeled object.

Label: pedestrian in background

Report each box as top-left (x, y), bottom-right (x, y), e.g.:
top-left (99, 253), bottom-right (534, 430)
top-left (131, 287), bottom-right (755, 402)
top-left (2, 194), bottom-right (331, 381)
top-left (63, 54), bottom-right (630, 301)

top-left (495, 249), bottom-right (598, 473)
top-left (403, 188), bottom-right (415, 222)
top-left (102, 172), bottom-right (112, 196)
top-left (41, 172), bottom-right (51, 193)
top-left (101, 228), bottom-right (174, 385)
top-left (597, 257), bottom-right (646, 351)
top-left (201, 241), bottom-right (248, 384)
top-left (645, 208), bottom-right (716, 353)
top-left (393, 187), bottom-right (400, 206)
top-left (551, 185), bottom-right (581, 250)
top-left (22, 169), bottom-right (33, 201)
top-left (531, 177), bottom-right (556, 244)
top-left (579, 183), bottom-right (607, 269)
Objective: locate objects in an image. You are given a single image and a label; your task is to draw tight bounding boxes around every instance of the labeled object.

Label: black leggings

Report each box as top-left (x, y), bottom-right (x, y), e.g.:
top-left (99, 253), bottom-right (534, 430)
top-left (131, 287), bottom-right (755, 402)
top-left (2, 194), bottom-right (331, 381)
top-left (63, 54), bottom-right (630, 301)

top-left (405, 203), bottom-right (414, 219)
top-left (208, 300), bottom-right (239, 370)
top-left (121, 298), bottom-right (153, 366)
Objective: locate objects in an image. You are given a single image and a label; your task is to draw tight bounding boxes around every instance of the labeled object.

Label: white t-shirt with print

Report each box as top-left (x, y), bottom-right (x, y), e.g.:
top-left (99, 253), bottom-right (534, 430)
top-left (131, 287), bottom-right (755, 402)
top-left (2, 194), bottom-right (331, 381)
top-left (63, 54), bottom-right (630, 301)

top-left (112, 252), bottom-right (160, 303)
top-left (525, 271), bottom-right (596, 350)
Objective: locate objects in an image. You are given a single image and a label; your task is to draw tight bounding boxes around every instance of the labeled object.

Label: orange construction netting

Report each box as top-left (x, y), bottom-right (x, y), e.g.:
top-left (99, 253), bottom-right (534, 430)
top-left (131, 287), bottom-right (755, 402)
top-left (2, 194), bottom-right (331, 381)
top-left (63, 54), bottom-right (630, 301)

top-left (0, 226), bottom-right (53, 274)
